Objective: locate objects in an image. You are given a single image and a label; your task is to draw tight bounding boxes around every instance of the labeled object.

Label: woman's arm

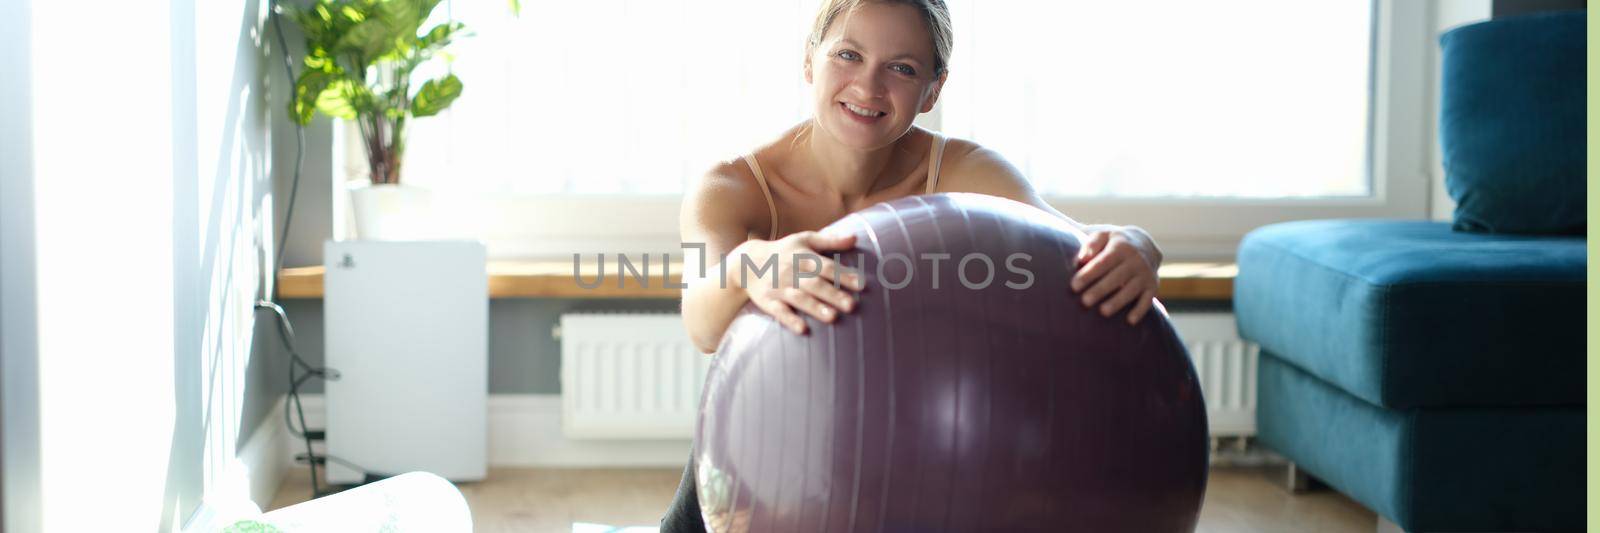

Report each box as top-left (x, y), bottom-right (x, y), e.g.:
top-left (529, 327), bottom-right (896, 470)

top-left (679, 167), bottom-right (762, 353)
top-left (936, 143), bottom-right (1165, 324)
top-left (679, 164), bottom-right (862, 353)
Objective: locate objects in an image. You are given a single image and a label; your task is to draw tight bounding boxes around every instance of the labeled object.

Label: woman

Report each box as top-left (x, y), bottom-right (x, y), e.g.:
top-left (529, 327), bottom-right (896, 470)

top-left (665, 0), bottom-right (1163, 529)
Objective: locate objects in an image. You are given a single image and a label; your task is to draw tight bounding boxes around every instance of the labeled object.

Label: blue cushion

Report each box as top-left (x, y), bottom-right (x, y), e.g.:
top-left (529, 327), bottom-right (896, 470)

top-left (1439, 12), bottom-right (1586, 235)
top-left (1257, 355), bottom-right (1584, 532)
top-left (1235, 219), bottom-right (1585, 408)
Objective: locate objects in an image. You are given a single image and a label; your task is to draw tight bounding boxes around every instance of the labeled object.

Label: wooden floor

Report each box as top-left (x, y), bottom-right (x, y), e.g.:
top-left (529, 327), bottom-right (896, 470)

top-left (270, 465), bottom-right (1375, 532)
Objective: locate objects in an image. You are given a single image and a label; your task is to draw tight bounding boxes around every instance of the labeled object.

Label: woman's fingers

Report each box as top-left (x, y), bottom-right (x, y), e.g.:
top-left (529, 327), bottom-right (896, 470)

top-left (804, 231), bottom-right (857, 252)
top-left (1079, 257), bottom-right (1136, 308)
top-left (816, 257), bottom-right (865, 292)
top-left (1126, 289), bottom-right (1156, 325)
top-left (781, 287), bottom-right (838, 326)
top-left (1098, 279), bottom-right (1144, 318)
top-left (802, 276), bottom-right (856, 313)
top-left (786, 252), bottom-right (863, 293)
top-left (742, 232), bottom-right (867, 333)
top-left (1071, 233), bottom-right (1114, 291)
top-left (1071, 254), bottom-right (1109, 294)
top-left (753, 295), bottom-right (807, 334)
top-left (1075, 231), bottom-right (1110, 266)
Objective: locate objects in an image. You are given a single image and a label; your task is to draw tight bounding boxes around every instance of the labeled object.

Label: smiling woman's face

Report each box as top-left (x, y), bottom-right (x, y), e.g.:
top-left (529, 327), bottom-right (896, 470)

top-left (806, 2), bottom-right (945, 151)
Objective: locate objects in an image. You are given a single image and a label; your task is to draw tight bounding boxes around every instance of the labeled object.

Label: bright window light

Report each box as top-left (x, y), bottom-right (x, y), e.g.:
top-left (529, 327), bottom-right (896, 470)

top-left (941, 1), bottom-right (1374, 198)
top-left (403, 1), bottom-right (1372, 199)
top-left (405, 0), bottom-right (824, 194)
top-left (32, 1), bottom-right (176, 529)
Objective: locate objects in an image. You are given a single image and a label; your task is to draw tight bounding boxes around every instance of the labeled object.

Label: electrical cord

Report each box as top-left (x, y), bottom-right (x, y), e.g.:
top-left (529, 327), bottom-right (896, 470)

top-left (270, 3), bottom-right (303, 285)
top-left (258, 0), bottom-right (379, 499)
top-left (256, 301), bottom-right (334, 497)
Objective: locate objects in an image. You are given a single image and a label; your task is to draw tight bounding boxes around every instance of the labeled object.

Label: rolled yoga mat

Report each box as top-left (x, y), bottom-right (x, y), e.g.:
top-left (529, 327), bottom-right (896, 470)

top-left (694, 193), bottom-right (1209, 532)
top-left (229, 471), bottom-right (472, 532)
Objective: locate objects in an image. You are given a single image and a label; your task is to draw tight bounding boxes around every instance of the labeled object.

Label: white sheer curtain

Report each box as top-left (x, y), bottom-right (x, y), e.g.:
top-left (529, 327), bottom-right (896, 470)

top-left (405, 1), bottom-right (1372, 198)
top-left (940, 1), bottom-right (1374, 198)
top-left (404, 0), bottom-right (821, 195)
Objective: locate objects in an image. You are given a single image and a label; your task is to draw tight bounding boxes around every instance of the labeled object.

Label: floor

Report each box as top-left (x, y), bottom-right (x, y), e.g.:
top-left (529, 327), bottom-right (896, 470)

top-left (269, 465), bottom-right (1376, 532)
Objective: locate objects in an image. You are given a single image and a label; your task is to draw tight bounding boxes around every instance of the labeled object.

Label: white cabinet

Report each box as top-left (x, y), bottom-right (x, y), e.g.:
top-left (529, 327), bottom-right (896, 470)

top-left (323, 240), bottom-right (487, 483)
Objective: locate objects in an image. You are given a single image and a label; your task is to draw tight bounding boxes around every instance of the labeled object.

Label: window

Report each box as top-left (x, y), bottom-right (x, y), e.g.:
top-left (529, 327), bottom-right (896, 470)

top-left (383, 1), bottom-right (1430, 259)
top-left (941, 2), bottom-right (1374, 198)
top-left (403, 0), bottom-right (824, 194)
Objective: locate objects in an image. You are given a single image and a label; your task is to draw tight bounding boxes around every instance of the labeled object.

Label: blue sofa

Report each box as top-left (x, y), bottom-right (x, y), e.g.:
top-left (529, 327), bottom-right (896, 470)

top-left (1235, 12), bottom-right (1585, 532)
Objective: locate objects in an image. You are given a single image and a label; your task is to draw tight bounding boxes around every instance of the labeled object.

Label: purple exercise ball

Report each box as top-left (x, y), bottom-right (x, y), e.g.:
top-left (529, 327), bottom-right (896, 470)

top-left (694, 193), bottom-right (1209, 533)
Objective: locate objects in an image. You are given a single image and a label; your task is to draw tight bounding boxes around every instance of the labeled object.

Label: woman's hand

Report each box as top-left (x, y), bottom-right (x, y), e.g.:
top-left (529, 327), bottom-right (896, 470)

top-left (734, 231), bottom-right (866, 334)
top-left (1070, 226), bottom-right (1163, 325)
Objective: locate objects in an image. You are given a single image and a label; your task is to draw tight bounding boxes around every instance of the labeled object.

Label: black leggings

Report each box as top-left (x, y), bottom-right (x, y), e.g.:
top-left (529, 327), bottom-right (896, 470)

top-left (660, 455), bottom-right (705, 532)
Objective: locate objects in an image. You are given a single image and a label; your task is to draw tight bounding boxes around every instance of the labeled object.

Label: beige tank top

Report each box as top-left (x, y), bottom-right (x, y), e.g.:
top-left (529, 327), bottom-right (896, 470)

top-left (742, 132), bottom-right (948, 240)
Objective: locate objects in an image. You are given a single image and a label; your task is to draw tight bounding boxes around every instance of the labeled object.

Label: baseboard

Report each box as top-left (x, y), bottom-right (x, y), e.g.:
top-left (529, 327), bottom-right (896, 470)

top-left (181, 397), bottom-right (293, 532)
top-left (284, 394), bottom-right (692, 470)
top-left (245, 397), bottom-right (292, 506)
top-left (272, 388), bottom-right (1266, 483)
top-left (486, 394), bottom-right (693, 467)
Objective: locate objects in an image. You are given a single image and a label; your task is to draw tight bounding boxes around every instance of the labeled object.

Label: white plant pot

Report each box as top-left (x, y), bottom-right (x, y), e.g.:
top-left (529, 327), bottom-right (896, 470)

top-left (349, 183), bottom-right (434, 240)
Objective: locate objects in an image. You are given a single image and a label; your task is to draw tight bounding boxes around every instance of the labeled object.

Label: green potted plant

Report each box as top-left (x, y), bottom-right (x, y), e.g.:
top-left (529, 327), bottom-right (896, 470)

top-left (280, 0), bottom-right (467, 239)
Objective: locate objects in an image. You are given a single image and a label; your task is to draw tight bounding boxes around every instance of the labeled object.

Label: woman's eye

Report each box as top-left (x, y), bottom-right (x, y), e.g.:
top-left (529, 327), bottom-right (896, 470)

top-left (836, 50), bottom-right (860, 61)
top-left (892, 64), bottom-right (917, 76)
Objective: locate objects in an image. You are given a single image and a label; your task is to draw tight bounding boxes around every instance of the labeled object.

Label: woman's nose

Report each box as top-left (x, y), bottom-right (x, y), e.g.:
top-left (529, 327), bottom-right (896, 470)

top-left (849, 69), bottom-right (888, 100)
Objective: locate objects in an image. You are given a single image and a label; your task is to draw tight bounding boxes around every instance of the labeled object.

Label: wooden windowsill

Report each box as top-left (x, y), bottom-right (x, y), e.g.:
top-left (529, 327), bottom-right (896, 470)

top-left (278, 260), bottom-right (1235, 301)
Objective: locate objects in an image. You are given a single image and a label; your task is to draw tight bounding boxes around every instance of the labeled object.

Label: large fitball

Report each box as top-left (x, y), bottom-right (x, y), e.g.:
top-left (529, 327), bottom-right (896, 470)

top-left (695, 193), bottom-right (1208, 532)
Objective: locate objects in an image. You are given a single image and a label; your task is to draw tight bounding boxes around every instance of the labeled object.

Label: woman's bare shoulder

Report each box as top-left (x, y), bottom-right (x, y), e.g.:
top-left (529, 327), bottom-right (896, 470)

top-left (934, 136), bottom-right (1028, 190)
top-left (939, 136), bottom-right (1004, 165)
top-left (745, 122), bottom-right (811, 166)
top-left (681, 156), bottom-right (770, 239)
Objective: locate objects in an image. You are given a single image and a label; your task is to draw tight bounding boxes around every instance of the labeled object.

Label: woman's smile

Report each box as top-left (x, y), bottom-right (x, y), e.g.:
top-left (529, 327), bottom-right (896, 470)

top-left (840, 101), bottom-right (887, 124)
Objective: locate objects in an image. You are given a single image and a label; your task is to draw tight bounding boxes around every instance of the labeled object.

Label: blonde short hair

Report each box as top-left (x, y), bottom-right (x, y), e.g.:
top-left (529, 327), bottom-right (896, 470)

top-left (806, 0), bottom-right (953, 76)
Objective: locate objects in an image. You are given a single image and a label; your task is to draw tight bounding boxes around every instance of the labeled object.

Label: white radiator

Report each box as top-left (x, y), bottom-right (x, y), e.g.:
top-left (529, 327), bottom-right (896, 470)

top-left (558, 313), bottom-right (711, 439)
top-left (1169, 312), bottom-right (1260, 437)
top-left (558, 311), bottom-right (1258, 440)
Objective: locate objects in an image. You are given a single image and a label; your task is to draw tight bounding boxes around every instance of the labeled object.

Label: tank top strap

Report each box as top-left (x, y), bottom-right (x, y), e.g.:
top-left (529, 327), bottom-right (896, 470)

top-left (742, 154), bottom-right (780, 240)
top-left (926, 132), bottom-right (948, 195)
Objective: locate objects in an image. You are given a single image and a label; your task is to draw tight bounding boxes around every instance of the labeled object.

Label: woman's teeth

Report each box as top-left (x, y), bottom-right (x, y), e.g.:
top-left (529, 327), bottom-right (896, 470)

top-left (844, 102), bottom-right (884, 117)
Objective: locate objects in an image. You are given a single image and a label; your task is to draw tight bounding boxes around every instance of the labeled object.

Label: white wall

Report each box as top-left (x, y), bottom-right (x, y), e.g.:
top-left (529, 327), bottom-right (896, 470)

top-left (1427, 0), bottom-right (1493, 221)
top-left (268, 28), bottom-right (337, 270)
top-left (174, 0), bottom-right (282, 528)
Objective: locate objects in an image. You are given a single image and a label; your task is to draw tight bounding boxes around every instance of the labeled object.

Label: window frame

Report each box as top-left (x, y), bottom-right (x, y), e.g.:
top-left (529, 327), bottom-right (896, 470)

top-left (1033, 0), bottom-right (1431, 260)
top-left (341, 0), bottom-right (1433, 262)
